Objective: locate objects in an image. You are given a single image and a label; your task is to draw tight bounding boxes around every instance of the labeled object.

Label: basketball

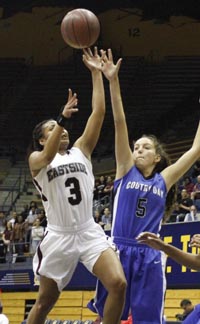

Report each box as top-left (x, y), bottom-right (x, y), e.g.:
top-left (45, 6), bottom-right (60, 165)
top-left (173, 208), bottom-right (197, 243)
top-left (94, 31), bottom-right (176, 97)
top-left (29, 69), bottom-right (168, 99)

top-left (61, 9), bottom-right (100, 49)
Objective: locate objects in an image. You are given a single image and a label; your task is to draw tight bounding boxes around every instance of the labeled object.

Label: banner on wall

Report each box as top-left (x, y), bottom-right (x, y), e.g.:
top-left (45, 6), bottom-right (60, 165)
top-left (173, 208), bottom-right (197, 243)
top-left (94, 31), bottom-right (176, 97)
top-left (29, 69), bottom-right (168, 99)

top-left (0, 222), bottom-right (199, 290)
top-left (160, 221), bottom-right (200, 288)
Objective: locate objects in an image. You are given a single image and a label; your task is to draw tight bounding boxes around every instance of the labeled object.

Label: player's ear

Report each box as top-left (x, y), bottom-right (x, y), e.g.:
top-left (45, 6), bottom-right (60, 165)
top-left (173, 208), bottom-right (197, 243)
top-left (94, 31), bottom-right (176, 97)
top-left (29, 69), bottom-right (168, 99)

top-left (155, 154), bottom-right (161, 163)
top-left (39, 138), bottom-right (45, 146)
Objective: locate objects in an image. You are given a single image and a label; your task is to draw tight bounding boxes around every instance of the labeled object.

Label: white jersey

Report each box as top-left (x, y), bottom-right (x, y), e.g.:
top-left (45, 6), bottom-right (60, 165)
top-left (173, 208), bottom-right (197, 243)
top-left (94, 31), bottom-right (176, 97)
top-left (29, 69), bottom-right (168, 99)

top-left (0, 314), bottom-right (9, 324)
top-left (33, 147), bottom-right (94, 231)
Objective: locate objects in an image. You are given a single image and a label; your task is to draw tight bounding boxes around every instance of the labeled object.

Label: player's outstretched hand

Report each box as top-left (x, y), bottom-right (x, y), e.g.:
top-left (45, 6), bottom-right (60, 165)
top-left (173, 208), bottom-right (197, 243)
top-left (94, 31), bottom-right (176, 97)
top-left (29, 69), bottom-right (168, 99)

top-left (62, 88), bottom-right (78, 118)
top-left (100, 48), bottom-right (122, 81)
top-left (190, 234), bottom-right (200, 248)
top-left (82, 47), bottom-right (105, 71)
top-left (136, 232), bottom-right (165, 251)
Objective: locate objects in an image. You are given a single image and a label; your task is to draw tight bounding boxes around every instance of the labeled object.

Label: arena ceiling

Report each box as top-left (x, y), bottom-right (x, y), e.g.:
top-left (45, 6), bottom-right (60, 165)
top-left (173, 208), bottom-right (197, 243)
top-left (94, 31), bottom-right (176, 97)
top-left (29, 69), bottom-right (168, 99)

top-left (1, 0), bottom-right (200, 22)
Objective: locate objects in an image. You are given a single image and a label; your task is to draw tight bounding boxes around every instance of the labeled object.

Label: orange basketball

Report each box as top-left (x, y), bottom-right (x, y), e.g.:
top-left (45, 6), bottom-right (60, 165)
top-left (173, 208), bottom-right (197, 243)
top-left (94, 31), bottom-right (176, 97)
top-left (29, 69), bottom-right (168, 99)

top-left (61, 8), bottom-right (100, 49)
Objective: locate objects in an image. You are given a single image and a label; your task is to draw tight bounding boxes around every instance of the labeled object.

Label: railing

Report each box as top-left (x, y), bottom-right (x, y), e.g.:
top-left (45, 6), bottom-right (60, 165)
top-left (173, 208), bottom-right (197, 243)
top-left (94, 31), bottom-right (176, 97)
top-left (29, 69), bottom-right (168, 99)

top-left (0, 241), bottom-right (32, 270)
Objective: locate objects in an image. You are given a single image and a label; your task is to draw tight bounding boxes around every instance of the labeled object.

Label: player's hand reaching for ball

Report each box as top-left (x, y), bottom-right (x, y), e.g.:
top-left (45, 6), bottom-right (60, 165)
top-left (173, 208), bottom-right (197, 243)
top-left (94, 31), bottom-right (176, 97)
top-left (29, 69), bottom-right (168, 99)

top-left (100, 48), bottom-right (122, 81)
top-left (62, 88), bottom-right (78, 118)
top-left (82, 47), bottom-right (105, 71)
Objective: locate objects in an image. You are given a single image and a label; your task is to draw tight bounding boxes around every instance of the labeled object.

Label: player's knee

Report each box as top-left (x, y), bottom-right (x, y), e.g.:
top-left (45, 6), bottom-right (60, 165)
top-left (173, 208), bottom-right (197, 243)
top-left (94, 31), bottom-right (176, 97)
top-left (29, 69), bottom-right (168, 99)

top-left (35, 298), bottom-right (55, 314)
top-left (109, 274), bottom-right (127, 295)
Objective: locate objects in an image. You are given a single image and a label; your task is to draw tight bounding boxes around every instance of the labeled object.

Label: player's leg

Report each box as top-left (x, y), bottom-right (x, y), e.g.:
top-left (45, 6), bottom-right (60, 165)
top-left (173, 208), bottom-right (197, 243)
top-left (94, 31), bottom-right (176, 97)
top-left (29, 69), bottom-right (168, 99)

top-left (87, 278), bottom-right (107, 317)
top-left (93, 247), bottom-right (127, 324)
top-left (26, 275), bottom-right (60, 324)
top-left (130, 248), bottom-right (166, 324)
top-left (87, 244), bottom-right (131, 322)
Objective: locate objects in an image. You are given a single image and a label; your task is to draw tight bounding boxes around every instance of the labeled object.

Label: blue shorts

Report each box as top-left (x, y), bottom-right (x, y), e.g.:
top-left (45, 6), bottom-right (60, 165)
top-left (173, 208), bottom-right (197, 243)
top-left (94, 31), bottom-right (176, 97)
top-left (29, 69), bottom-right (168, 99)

top-left (88, 242), bottom-right (167, 324)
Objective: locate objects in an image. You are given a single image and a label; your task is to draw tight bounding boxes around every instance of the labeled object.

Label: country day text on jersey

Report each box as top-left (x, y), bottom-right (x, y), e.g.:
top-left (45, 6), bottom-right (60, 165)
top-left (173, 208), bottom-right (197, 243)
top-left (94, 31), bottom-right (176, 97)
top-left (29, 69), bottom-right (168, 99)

top-left (126, 181), bottom-right (164, 198)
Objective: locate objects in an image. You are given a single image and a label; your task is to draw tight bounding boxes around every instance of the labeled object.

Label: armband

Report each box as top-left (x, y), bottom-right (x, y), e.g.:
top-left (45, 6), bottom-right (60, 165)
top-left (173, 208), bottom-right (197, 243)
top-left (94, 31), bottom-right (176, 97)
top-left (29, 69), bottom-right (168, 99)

top-left (56, 113), bottom-right (71, 129)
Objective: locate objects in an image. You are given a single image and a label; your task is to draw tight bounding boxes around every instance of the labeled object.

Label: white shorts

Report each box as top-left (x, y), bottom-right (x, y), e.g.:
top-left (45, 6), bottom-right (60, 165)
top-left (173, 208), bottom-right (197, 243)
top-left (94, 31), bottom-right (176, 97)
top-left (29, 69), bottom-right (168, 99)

top-left (33, 219), bottom-right (111, 291)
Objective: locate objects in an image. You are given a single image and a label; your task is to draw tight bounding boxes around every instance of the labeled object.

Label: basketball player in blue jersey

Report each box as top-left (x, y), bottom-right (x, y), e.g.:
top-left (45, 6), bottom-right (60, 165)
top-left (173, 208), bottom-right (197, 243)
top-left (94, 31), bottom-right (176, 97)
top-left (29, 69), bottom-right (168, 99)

top-left (26, 47), bottom-right (126, 324)
top-left (87, 48), bottom-right (200, 324)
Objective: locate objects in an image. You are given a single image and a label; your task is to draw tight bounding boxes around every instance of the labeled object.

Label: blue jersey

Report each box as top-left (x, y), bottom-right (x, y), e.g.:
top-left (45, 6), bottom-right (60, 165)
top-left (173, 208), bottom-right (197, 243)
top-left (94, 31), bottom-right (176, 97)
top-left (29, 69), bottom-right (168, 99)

top-left (88, 165), bottom-right (168, 323)
top-left (112, 165), bottom-right (167, 240)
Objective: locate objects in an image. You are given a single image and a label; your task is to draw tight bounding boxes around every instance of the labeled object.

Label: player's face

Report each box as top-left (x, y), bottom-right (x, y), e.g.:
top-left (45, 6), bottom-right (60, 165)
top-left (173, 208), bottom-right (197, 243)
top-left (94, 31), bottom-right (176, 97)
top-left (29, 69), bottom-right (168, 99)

top-left (41, 120), bottom-right (69, 147)
top-left (133, 137), bottom-right (161, 170)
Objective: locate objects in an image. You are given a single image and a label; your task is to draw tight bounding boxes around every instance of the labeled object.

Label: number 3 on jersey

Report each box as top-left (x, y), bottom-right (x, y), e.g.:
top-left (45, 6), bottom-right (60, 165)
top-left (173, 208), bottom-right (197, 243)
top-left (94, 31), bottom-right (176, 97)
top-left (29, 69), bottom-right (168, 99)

top-left (136, 198), bottom-right (147, 217)
top-left (65, 177), bottom-right (82, 205)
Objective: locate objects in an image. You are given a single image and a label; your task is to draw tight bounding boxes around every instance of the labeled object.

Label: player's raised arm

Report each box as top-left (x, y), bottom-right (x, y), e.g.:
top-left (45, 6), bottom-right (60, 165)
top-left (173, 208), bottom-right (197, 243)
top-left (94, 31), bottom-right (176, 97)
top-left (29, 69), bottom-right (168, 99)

top-left (74, 47), bottom-right (105, 159)
top-left (162, 119), bottom-right (200, 191)
top-left (29, 89), bottom-right (78, 176)
top-left (100, 49), bottom-right (133, 179)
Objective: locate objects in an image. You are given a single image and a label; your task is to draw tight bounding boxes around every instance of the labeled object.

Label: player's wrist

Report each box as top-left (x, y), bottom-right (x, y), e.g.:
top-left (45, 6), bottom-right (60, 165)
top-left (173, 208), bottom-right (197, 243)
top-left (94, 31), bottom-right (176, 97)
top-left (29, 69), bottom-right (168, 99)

top-left (56, 112), bottom-right (71, 129)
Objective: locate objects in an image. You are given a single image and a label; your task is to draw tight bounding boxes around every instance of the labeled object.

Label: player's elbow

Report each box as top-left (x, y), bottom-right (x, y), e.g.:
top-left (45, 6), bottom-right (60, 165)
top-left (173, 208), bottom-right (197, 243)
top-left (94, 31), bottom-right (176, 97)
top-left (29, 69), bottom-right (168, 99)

top-left (42, 152), bottom-right (55, 165)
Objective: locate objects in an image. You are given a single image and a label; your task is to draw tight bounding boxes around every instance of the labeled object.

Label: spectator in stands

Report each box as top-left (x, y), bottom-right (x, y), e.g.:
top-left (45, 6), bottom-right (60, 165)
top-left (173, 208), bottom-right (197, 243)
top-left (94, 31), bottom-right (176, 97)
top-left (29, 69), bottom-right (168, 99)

top-left (88, 48), bottom-right (200, 324)
top-left (0, 302), bottom-right (9, 324)
top-left (93, 178), bottom-right (103, 212)
top-left (167, 201), bottom-right (180, 223)
top-left (36, 209), bottom-right (47, 229)
top-left (11, 214), bottom-right (26, 262)
top-left (103, 175), bottom-right (114, 207)
top-left (191, 175), bottom-right (200, 211)
top-left (176, 189), bottom-right (193, 222)
top-left (29, 200), bottom-right (40, 214)
top-left (25, 205), bottom-right (39, 250)
top-left (26, 47), bottom-right (126, 324)
top-left (21, 204), bottom-right (29, 221)
top-left (103, 175), bottom-right (114, 196)
top-left (101, 207), bottom-right (112, 231)
top-left (184, 205), bottom-right (200, 222)
top-left (176, 178), bottom-right (185, 200)
top-left (182, 176), bottom-right (194, 195)
top-left (2, 221), bottom-right (13, 260)
top-left (0, 232), bottom-right (6, 263)
top-left (96, 175), bottom-right (106, 200)
top-left (191, 158), bottom-right (200, 179)
top-left (31, 218), bottom-right (44, 254)
top-left (93, 178), bottom-right (100, 200)
top-left (93, 209), bottom-right (104, 228)
top-left (175, 299), bottom-right (194, 321)
top-left (6, 210), bottom-right (17, 228)
top-left (0, 211), bottom-right (6, 233)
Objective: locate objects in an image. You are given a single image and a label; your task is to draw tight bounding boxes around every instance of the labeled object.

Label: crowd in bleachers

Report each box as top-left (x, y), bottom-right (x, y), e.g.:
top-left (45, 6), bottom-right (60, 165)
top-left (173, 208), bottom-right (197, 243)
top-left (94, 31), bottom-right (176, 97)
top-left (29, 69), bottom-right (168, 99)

top-left (168, 159), bottom-right (200, 223)
top-left (1, 158), bottom-right (200, 265)
top-left (0, 200), bottom-right (47, 264)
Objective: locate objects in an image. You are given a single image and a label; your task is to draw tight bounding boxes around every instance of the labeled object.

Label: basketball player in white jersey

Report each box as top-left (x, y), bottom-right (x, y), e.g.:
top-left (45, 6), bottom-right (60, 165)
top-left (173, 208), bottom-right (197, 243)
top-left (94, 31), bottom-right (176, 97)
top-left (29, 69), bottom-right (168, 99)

top-left (26, 47), bottom-right (126, 324)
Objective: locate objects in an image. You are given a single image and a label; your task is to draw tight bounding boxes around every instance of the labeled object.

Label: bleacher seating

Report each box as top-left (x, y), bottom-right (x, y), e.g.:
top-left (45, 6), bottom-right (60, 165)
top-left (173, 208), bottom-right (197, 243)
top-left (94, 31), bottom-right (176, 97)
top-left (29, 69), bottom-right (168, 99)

top-left (0, 159), bottom-right (11, 183)
top-left (1, 289), bottom-right (199, 324)
top-left (1, 291), bottom-right (96, 324)
top-left (0, 159), bottom-right (41, 213)
top-left (165, 138), bottom-right (193, 163)
top-left (0, 55), bottom-right (200, 161)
